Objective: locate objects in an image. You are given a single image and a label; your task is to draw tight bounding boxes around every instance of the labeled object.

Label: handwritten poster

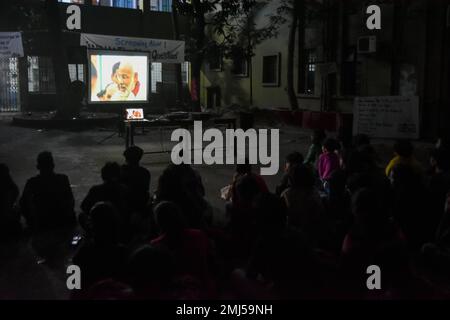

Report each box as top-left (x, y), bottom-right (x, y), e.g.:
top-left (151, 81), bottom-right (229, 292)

top-left (0, 32), bottom-right (24, 58)
top-left (353, 96), bottom-right (419, 139)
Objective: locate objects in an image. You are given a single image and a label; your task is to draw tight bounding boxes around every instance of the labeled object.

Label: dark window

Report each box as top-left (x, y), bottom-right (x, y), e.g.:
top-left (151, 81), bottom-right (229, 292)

top-left (262, 54), bottom-right (280, 87)
top-left (208, 46), bottom-right (223, 71)
top-left (232, 56), bottom-right (248, 77)
top-left (27, 56), bottom-right (56, 94)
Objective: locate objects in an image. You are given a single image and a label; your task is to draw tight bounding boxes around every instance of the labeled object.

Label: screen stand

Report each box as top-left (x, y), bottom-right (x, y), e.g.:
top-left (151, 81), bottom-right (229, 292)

top-left (97, 105), bottom-right (125, 145)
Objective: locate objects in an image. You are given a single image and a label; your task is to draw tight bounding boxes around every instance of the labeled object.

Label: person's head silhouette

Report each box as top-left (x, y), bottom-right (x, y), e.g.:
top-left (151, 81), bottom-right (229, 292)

top-left (101, 162), bottom-right (121, 183)
top-left (89, 201), bottom-right (119, 245)
top-left (37, 151), bottom-right (55, 174)
top-left (153, 201), bottom-right (186, 236)
top-left (123, 146), bottom-right (144, 166)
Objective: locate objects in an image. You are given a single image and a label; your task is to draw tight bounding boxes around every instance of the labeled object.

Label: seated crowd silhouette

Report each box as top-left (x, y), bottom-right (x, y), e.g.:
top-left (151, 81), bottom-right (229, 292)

top-left (1, 132), bottom-right (450, 299)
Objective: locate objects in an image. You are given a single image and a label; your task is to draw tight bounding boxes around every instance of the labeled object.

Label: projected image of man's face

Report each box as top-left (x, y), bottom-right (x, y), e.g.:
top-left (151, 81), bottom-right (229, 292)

top-left (90, 54), bottom-right (148, 103)
top-left (113, 62), bottom-right (135, 96)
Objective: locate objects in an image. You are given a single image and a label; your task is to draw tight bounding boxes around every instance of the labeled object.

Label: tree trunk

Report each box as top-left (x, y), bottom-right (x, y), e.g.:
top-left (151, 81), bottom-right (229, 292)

top-left (287, 1), bottom-right (299, 111)
top-left (247, 16), bottom-right (253, 107)
top-left (46, 0), bottom-right (71, 118)
top-left (190, 0), bottom-right (206, 112)
top-left (249, 56), bottom-right (253, 106)
top-left (171, 1), bottom-right (183, 108)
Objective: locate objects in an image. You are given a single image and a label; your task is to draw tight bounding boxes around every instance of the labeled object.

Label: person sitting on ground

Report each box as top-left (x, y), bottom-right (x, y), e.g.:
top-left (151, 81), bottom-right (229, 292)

top-left (229, 173), bottom-right (263, 233)
top-left (390, 163), bottom-right (432, 249)
top-left (19, 151), bottom-right (76, 263)
top-left (154, 164), bottom-right (210, 229)
top-left (281, 164), bottom-right (326, 246)
top-left (326, 169), bottom-right (351, 220)
top-left (0, 164), bottom-right (21, 239)
top-left (345, 136), bottom-right (390, 206)
top-left (126, 244), bottom-right (175, 299)
top-left (385, 139), bottom-right (422, 178)
top-left (120, 146), bottom-right (151, 213)
top-left (20, 151), bottom-right (75, 231)
top-left (83, 279), bottom-right (134, 300)
top-left (343, 134), bottom-right (378, 174)
top-left (231, 193), bottom-right (319, 299)
top-left (341, 188), bottom-right (409, 297)
top-left (304, 129), bottom-right (326, 167)
top-left (317, 138), bottom-right (341, 189)
top-left (151, 201), bottom-right (216, 298)
top-left (224, 162), bottom-right (269, 202)
top-left (324, 169), bottom-right (353, 251)
top-left (275, 152), bottom-right (304, 196)
top-left (81, 162), bottom-right (130, 237)
top-left (428, 147), bottom-right (450, 231)
top-left (72, 202), bottom-right (129, 297)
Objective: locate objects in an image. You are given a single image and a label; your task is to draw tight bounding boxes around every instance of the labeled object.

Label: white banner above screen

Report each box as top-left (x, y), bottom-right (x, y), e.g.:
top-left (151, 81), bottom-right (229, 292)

top-left (80, 33), bottom-right (185, 64)
top-left (0, 32), bottom-right (24, 58)
top-left (353, 96), bottom-right (420, 139)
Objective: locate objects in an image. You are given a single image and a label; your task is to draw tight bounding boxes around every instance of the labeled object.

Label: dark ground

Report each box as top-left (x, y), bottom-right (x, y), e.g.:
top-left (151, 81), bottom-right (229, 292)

top-left (0, 117), bottom-right (439, 299)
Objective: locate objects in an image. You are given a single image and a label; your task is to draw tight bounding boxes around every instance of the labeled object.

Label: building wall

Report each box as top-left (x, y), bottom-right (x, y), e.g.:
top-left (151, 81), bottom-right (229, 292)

top-left (0, 2), bottom-right (185, 113)
top-left (200, 0), bottom-right (293, 110)
top-left (200, 0), bottom-right (449, 137)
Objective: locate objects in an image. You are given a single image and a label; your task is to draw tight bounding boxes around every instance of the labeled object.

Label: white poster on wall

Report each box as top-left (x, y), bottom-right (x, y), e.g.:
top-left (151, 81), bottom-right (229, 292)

top-left (0, 32), bottom-right (24, 58)
top-left (353, 96), bottom-right (420, 139)
top-left (80, 33), bottom-right (185, 64)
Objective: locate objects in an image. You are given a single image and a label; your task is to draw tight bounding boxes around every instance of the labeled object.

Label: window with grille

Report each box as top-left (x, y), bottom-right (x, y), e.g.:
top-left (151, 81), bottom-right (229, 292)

top-left (87, 0), bottom-right (138, 8)
top-left (181, 62), bottom-right (190, 84)
top-left (58, 0), bottom-right (140, 9)
top-left (112, 0), bottom-right (137, 8)
top-left (301, 49), bottom-right (316, 94)
top-left (0, 57), bottom-right (20, 112)
top-left (150, 0), bottom-right (172, 12)
top-left (151, 62), bottom-right (162, 93)
top-left (68, 64), bottom-right (85, 82)
top-left (28, 56), bottom-right (56, 94)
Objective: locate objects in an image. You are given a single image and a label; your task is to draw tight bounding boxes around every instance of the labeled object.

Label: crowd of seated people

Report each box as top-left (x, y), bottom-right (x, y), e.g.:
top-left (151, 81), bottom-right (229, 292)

top-left (1, 133), bottom-right (450, 299)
